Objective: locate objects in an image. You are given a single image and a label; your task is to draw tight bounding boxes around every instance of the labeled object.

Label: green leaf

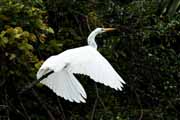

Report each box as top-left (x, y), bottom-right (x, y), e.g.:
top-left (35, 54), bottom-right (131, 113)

top-left (18, 42), bottom-right (33, 50)
top-left (46, 27), bottom-right (54, 33)
top-left (34, 61), bottom-right (43, 69)
top-left (9, 53), bottom-right (16, 60)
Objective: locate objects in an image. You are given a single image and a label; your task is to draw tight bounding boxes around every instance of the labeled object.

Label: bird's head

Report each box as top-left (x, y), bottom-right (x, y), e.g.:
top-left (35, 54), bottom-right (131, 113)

top-left (87, 27), bottom-right (116, 49)
top-left (94, 28), bottom-right (116, 34)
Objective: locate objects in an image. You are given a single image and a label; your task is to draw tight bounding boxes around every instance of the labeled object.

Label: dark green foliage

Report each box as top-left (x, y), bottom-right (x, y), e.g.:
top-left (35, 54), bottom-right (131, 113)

top-left (159, 0), bottom-right (180, 16)
top-left (0, 0), bottom-right (180, 119)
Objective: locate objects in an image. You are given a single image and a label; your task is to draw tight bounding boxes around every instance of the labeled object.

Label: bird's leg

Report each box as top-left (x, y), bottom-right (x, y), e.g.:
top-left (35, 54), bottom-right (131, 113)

top-left (18, 70), bottom-right (54, 95)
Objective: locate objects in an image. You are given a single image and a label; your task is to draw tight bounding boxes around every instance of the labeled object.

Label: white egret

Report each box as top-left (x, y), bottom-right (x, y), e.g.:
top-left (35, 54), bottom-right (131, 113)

top-left (37, 28), bottom-right (125, 103)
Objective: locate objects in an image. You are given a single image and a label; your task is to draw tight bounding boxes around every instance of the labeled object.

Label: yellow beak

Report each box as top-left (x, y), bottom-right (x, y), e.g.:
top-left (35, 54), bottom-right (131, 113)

top-left (103, 28), bottom-right (116, 32)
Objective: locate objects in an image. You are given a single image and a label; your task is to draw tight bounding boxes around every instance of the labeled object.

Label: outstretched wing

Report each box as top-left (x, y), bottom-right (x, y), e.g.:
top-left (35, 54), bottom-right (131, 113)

top-left (67, 46), bottom-right (125, 90)
top-left (40, 70), bottom-right (87, 103)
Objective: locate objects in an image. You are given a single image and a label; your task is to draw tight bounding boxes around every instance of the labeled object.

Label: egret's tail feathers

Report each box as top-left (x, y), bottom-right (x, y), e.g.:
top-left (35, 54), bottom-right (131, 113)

top-left (40, 71), bottom-right (87, 103)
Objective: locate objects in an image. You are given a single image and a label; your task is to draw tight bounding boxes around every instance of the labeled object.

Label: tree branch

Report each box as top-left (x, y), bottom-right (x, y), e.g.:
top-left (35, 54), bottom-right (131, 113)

top-left (32, 89), bottom-right (56, 120)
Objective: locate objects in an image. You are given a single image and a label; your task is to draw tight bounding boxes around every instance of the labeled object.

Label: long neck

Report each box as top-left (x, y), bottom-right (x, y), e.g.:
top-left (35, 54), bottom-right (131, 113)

top-left (87, 31), bottom-right (98, 49)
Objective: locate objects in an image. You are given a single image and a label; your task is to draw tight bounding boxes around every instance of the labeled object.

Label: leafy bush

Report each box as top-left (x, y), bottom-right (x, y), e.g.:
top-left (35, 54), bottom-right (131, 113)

top-left (0, 0), bottom-right (54, 119)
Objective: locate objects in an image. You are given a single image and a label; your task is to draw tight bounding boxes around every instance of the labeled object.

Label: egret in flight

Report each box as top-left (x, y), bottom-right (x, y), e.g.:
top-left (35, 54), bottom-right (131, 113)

top-left (37, 28), bottom-right (125, 103)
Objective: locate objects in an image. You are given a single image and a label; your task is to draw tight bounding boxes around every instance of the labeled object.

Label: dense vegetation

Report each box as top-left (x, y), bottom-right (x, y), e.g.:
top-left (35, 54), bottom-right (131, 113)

top-left (0, 0), bottom-right (180, 119)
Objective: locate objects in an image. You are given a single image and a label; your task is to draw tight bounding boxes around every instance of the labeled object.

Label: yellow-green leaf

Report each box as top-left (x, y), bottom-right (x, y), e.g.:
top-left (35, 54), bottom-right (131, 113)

top-left (46, 27), bottom-right (54, 33)
top-left (9, 53), bottom-right (16, 60)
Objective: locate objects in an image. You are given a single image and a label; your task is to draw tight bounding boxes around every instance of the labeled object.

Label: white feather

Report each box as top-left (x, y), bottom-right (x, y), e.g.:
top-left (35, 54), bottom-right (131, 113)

top-left (68, 46), bottom-right (125, 89)
top-left (37, 46), bottom-right (125, 103)
top-left (40, 70), bottom-right (86, 103)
